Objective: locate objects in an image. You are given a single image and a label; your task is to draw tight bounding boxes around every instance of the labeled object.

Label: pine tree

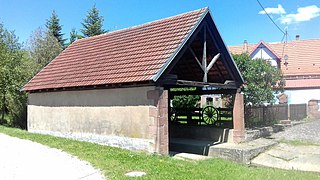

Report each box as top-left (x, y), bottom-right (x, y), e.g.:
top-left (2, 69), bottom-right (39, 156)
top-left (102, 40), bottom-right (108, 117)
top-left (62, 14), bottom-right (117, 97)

top-left (68, 28), bottom-right (82, 45)
top-left (46, 11), bottom-right (65, 47)
top-left (69, 28), bottom-right (78, 44)
top-left (80, 5), bottom-right (106, 37)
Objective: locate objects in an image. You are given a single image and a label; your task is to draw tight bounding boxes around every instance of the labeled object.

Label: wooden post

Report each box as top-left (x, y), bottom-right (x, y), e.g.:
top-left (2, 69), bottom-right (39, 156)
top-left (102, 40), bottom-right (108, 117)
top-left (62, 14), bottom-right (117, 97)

top-left (202, 26), bottom-right (207, 83)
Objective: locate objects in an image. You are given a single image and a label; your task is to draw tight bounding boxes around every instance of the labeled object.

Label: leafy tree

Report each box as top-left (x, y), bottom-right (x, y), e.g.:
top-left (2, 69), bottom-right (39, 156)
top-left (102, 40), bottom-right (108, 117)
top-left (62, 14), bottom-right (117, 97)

top-left (46, 10), bottom-right (66, 47)
top-left (171, 88), bottom-right (200, 108)
top-left (172, 95), bottom-right (200, 109)
top-left (80, 5), bottom-right (106, 37)
top-left (0, 23), bottom-right (37, 127)
top-left (28, 28), bottom-right (63, 68)
top-left (233, 53), bottom-right (285, 105)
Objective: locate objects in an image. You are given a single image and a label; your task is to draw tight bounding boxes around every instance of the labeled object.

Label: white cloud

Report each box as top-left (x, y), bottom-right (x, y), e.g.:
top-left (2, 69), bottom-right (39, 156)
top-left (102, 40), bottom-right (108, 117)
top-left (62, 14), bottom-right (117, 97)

top-left (259, 4), bottom-right (286, 15)
top-left (279, 5), bottom-right (320, 24)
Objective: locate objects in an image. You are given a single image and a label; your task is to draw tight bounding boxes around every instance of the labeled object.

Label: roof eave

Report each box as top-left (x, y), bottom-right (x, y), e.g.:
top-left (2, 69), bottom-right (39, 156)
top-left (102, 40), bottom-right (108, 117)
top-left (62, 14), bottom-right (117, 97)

top-left (206, 9), bottom-right (244, 86)
top-left (151, 7), bottom-right (209, 82)
top-left (249, 40), bottom-right (282, 60)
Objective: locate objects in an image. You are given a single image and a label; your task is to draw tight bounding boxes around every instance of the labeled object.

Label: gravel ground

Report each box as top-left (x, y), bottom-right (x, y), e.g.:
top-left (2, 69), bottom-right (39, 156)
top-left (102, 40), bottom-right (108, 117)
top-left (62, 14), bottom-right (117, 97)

top-left (273, 119), bottom-right (320, 144)
top-left (0, 133), bottom-right (105, 180)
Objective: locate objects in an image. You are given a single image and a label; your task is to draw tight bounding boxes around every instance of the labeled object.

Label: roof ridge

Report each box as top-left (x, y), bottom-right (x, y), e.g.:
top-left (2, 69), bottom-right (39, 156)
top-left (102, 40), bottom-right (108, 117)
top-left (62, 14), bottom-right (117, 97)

top-left (75, 7), bottom-right (208, 43)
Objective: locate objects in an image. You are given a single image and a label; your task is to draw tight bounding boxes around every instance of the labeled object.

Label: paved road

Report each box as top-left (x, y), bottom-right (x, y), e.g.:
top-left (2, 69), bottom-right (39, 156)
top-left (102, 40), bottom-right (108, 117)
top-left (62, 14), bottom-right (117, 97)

top-left (0, 133), bottom-right (105, 180)
top-left (252, 120), bottom-right (320, 173)
top-left (273, 120), bottom-right (320, 144)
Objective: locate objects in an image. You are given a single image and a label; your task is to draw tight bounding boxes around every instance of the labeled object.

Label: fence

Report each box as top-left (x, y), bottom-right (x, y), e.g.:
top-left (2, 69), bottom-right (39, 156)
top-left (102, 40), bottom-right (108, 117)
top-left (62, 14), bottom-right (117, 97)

top-left (245, 103), bottom-right (307, 128)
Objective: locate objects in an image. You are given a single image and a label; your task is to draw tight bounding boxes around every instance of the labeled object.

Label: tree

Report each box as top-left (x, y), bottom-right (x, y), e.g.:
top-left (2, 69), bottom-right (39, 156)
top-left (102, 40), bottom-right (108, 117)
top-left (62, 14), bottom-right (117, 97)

top-left (0, 23), bottom-right (37, 127)
top-left (171, 88), bottom-right (200, 108)
top-left (233, 53), bottom-right (285, 105)
top-left (28, 28), bottom-right (63, 68)
top-left (68, 28), bottom-right (82, 46)
top-left (46, 10), bottom-right (66, 47)
top-left (80, 5), bottom-right (106, 37)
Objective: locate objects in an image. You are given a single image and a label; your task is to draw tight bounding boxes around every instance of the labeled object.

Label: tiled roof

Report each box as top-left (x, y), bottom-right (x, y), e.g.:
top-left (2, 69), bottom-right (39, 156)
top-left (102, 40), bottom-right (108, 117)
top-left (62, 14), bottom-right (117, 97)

top-left (285, 79), bottom-right (320, 89)
top-left (23, 8), bottom-right (207, 91)
top-left (229, 39), bottom-right (320, 76)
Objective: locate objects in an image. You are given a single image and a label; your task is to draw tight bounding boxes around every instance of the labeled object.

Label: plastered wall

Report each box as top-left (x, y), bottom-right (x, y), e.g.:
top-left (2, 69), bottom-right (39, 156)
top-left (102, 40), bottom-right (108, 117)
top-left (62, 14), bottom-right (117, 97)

top-left (28, 86), bottom-right (162, 152)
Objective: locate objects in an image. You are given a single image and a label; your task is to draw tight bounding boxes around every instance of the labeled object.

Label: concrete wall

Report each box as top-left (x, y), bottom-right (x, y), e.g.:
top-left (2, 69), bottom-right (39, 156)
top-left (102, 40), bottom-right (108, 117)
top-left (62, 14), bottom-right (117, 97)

top-left (28, 86), bottom-right (167, 153)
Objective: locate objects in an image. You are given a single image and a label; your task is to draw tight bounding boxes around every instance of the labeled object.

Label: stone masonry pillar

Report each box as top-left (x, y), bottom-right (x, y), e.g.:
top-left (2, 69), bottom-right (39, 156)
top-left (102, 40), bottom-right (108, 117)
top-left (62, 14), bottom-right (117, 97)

top-left (147, 87), bottom-right (169, 155)
top-left (232, 90), bottom-right (245, 143)
top-left (157, 88), bottom-right (169, 154)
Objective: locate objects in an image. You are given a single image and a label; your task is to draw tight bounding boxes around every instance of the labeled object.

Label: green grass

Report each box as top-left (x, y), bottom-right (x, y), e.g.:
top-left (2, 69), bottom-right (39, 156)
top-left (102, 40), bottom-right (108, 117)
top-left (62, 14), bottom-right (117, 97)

top-left (0, 126), bottom-right (319, 180)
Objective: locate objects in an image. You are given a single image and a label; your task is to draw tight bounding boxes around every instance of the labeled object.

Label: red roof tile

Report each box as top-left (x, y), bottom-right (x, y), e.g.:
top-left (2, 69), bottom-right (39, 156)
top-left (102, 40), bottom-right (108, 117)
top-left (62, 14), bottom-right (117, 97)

top-left (23, 8), bottom-right (207, 91)
top-left (229, 39), bottom-right (320, 76)
top-left (229, 39), bottom-right (320, 89)
top-left (285, 79), bottom-right (320, 89)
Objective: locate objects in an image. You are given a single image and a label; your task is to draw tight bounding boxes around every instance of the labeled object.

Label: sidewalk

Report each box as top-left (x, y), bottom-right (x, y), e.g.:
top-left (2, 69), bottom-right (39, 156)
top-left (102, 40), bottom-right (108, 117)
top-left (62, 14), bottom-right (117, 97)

top-left (251, 143), bottom-right (320, 172)
top-left (0, 133), bottom-right (105, 180)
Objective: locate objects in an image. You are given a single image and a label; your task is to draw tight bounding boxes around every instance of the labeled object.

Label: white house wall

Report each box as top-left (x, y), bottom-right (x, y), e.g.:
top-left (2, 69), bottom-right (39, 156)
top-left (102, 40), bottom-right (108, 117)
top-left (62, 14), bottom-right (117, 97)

top-left (251, 47), bottom-right (278, 67)
top-left (285, 89), bottom-right (320, 105)
top-left (28, 86), bottom-right (159, 152)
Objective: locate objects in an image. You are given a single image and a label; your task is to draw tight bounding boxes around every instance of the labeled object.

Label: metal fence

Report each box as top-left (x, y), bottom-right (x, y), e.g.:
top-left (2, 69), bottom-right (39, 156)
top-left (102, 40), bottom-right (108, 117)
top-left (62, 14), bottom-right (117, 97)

top-left (245, 104), bottom-right (307, 128)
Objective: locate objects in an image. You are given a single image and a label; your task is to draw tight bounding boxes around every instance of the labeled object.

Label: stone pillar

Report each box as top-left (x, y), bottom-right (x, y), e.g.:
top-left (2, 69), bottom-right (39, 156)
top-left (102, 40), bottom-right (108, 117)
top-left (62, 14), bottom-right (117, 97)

top-left (147, 87), bottom-right (169, 155)
top-left (232, 91), bottom-right (245, 143)
top-left (308, 99), bottom-right (320, 119)
top-left (157, 89), bottom-right (169, 154)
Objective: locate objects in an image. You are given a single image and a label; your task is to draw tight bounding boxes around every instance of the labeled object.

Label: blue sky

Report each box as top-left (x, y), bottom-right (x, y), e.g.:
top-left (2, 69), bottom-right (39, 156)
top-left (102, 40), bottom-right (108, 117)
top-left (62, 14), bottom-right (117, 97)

top-left (0, 0), bottom-right (319, 46)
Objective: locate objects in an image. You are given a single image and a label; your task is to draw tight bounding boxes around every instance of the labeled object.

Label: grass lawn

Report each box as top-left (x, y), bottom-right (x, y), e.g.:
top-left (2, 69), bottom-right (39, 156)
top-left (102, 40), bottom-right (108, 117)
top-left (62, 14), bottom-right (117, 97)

top-left (0, 126), bottom-right (319, 180)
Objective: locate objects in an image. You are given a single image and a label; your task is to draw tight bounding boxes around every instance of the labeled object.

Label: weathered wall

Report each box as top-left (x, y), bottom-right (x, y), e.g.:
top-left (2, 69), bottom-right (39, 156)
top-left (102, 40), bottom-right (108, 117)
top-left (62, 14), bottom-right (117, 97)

top-left (28, 86), bottom-right (167, 153)
top-left (28, 86), bottom-right (155, 106)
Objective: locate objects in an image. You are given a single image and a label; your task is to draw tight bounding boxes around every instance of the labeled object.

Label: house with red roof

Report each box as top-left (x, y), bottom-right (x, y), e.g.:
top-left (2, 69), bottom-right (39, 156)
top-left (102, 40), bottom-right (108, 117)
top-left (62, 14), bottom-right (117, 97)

top-left (229, 37), bottom-right (320, 105)
top-left (24, 8), bottom-right (245, 154)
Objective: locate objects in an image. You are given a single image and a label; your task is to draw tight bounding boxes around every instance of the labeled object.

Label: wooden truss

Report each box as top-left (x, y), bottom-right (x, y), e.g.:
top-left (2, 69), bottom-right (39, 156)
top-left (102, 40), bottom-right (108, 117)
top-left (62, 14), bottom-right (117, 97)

top-left (188, 24), bottom-right (220, 83)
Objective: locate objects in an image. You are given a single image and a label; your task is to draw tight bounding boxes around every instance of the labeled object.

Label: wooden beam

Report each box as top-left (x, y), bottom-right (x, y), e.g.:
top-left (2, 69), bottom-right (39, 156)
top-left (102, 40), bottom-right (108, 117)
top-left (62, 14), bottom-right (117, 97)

top-left (205, 25), bottom-right (220, 52)
top-left (205, 20), bottom-right (239, 83)
top-left (158, 23), bottom-right (205, 79)
top-left (176, 80), bottom-right (237, 89)
top-left (188, 47), bottom-right (204, 71)
top-left (206, 53), bottom-right (220, 73)
top-left (169, 88), bottom-right (237, 97)
top-left (202, 25), bottom-right (207, 82)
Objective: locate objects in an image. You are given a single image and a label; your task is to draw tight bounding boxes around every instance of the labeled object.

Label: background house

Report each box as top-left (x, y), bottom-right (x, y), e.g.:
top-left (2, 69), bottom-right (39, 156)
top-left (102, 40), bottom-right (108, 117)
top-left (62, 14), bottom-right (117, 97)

top-left (229, 37), bottom-right (320, 105)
